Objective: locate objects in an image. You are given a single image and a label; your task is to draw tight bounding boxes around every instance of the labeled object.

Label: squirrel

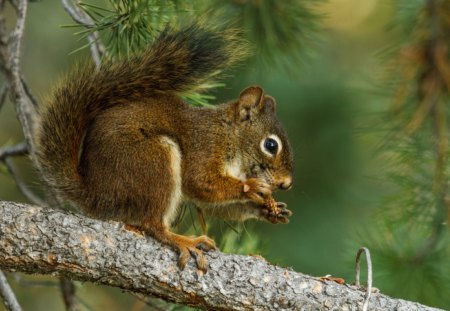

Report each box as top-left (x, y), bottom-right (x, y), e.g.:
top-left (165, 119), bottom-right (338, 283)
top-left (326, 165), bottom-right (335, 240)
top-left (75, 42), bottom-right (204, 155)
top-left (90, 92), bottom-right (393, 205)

top-left (34, 25), bottom-right (294, 272)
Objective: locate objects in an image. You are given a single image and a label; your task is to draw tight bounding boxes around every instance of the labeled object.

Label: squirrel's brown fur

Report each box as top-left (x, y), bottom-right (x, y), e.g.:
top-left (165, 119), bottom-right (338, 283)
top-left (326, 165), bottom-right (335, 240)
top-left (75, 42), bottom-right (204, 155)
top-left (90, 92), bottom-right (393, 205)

top-left (35, 25), bottom-right (294, 271)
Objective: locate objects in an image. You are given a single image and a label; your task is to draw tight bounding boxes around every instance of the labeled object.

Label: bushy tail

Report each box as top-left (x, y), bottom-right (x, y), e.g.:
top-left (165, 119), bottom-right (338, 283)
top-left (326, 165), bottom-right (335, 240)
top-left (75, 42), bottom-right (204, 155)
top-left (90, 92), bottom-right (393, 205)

top-left (35, 24), bottom-right (248, 202)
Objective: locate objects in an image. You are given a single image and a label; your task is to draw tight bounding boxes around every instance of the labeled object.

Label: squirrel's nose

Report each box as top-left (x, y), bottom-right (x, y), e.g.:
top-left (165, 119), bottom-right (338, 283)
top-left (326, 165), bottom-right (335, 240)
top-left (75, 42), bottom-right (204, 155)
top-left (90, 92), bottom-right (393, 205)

top-left (278, 176), bottom-right (293, 190)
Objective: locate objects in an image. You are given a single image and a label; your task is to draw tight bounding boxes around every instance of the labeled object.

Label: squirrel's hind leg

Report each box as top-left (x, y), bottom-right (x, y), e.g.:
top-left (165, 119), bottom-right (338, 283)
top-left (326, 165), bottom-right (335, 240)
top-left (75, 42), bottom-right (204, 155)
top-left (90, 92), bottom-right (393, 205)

top-left (137, 136), bottom-right (216, 271)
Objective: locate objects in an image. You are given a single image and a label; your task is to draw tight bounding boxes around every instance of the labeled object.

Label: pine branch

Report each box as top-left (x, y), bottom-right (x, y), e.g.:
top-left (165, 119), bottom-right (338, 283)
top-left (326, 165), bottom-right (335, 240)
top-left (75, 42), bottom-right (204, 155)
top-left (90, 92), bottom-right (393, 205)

top-left (61, 0), bottom-right (104, 67)
top-left (0, 200), bottom-right (444, 311)
top-left (213, 0), bottom-right (321, 69)
top-left (362, 0), bottom-right (450, 305)
top-left (72, 0), bottom-right (177, 59)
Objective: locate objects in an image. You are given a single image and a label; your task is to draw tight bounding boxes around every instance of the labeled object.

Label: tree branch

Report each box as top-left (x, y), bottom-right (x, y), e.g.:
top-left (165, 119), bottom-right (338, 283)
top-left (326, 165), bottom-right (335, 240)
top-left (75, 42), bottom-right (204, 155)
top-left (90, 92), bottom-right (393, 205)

top-left (0, 201), bottom-right (444, 311)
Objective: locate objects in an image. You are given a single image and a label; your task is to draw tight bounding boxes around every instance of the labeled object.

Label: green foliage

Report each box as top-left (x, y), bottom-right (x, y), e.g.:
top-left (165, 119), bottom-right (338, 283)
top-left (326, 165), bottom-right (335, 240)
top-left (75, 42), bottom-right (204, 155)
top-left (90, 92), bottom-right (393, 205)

top-left (76, 0), bottom-right (324, 68)
top-left (359, 0), bottom-right (450, 308)
top-left (69, 1), bottom-right (232, 106)
top-left (74, 0), bottom-right (181, 58)
top-left (361, 225), bottom-right (450, 305)
top-left (212, 0), bottom-right (323, 69)
top-left (219, 225), bottom-right (260, 255)
top-left (68, 0), bottom-right (322, 106)
top-left (0, 162), bottom-right (6, 174)
top-left (392, 0), bottom-right (425, 36)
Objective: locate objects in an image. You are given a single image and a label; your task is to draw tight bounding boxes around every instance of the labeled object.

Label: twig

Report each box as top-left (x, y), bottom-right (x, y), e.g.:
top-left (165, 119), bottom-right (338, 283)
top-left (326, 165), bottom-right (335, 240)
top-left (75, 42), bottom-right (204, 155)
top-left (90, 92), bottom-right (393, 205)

top-left (0, 142), bottom-right (28, 160)
top-left (0, 83), bottom-right (7, 110)
top-left (0, 0), bottom-right (36, 153)
top-left (20, 77), bottom-right (37, 107)
top-left (3, 157), bottom-right (46, 206)
top-left (59, 277), bottom-right (81, 311)
top-left (0, 1), bottom-right (56, 207)
top-left (60, 0), bottom-right (93, 26)
top-left (355, 247), bottom-right (373, 311)
top-left (61, 0), bottom-right (104, 67)
top-left (0, 270), bottom-right (22, 311)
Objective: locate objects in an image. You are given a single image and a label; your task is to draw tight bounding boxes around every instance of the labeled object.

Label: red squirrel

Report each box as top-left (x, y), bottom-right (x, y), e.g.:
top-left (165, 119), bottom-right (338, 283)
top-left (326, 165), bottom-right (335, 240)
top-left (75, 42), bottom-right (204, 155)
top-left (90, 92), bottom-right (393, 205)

top-left (35, 25), bottom-right (294, 271)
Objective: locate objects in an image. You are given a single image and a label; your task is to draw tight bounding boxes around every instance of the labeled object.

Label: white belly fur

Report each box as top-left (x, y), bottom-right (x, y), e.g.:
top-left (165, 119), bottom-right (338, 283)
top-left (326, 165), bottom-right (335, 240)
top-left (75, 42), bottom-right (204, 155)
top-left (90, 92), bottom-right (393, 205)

top-left (160, 136), bottom-right (183, 227)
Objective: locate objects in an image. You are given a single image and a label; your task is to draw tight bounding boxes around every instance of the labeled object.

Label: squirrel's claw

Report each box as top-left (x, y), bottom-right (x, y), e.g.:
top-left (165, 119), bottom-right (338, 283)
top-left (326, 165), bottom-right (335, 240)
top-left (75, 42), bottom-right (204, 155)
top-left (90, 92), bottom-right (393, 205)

top-left (178, 246), bottom-right (208, 272)
top-left (276, 202), bottom-right (287, 209)
top-left (261, 203), bottom-right (292, 224)
top-left (174, 235), bottom-right (216, 272)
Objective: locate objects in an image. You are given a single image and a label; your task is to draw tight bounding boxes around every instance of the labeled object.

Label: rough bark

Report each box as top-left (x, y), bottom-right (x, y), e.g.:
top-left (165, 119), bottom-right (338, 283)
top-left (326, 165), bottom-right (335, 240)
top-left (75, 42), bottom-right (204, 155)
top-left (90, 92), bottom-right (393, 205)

top-left (0, 201), bottom-right (444, 311)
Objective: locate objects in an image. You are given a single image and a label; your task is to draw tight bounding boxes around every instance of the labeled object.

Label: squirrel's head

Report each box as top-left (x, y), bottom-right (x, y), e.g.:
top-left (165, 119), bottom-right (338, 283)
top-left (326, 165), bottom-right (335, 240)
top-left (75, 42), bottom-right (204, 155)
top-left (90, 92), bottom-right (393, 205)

top-left (228, 86), bottom-right (294, 191)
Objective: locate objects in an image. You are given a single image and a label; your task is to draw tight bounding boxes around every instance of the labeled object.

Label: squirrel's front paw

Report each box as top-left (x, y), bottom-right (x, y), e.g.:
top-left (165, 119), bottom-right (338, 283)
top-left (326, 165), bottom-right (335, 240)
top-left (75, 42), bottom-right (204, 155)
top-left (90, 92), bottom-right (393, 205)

top-left (261, 202), bottom-right (292, 224)
top-left (243, 178), bottom-right (272, 205)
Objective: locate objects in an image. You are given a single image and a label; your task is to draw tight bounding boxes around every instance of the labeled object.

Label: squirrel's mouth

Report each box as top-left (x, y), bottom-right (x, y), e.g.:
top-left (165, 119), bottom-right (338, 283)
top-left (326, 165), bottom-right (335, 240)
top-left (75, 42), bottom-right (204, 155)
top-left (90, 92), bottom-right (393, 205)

top-left (248, 164), bottom-right (278, 190)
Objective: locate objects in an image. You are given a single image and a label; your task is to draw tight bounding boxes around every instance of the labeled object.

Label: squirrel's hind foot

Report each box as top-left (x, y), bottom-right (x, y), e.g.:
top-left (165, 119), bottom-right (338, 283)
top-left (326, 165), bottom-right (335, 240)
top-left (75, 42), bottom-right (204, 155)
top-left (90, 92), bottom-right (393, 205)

top-left (165, 232), bottom-right (217, 272)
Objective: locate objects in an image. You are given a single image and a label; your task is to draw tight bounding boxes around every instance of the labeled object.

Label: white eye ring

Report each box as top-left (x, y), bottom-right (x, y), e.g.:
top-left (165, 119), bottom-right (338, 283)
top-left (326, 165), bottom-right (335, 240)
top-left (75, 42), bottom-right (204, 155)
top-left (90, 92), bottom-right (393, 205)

top-left (260, 134), bottom-right (282, 157)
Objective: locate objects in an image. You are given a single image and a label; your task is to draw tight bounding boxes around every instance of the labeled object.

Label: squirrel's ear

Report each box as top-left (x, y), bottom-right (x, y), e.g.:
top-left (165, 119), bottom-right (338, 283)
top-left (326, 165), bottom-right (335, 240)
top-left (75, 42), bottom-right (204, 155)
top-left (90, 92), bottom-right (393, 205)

top-left (263, 95), bottom-right (276, 112)
top-left (236, 86), bottom-right (264, 122)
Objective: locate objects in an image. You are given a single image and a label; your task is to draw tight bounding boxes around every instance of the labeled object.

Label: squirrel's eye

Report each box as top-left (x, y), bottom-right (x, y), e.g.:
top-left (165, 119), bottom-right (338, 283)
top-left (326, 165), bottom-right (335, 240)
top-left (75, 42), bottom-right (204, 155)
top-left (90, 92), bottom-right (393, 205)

top-left (260, 134), bottom-right (282, 157)
top-left (264, 138), bottom-right (278, 155)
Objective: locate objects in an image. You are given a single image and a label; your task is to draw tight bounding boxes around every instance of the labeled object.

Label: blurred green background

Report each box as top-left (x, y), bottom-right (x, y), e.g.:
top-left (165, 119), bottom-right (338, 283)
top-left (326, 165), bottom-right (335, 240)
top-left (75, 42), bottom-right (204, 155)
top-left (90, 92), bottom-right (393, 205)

top-left (1, 0), bottom-right (449, 310)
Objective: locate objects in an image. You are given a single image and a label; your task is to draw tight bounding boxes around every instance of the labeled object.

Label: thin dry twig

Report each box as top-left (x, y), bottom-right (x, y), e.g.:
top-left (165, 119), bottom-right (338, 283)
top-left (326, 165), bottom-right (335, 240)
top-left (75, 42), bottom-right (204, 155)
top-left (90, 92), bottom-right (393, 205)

top-left (61, 0), bottom-right (104, 67)
top-left (0, 142), bottom-right (28, 160)
top-left (0, 83), bottom-right (7, 110)
top-left (0, 1), bottom-right (60, 209)
top-left (0, 270), bottom-right (22, 311)
top-left (355, 247), bottom-right (373, 311)
top-left (0, 0), bottom-right (36, 153)
top-left (20, 77), bottom-right (37, 107)
top-left (3, 157), bottom-right (46, 206)
top-left (59, 277), bottom-right (81, 311)
top-left (60, 0), bottom-right (92, 26)
top-left (0, 143), bottom-right (43, 206)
